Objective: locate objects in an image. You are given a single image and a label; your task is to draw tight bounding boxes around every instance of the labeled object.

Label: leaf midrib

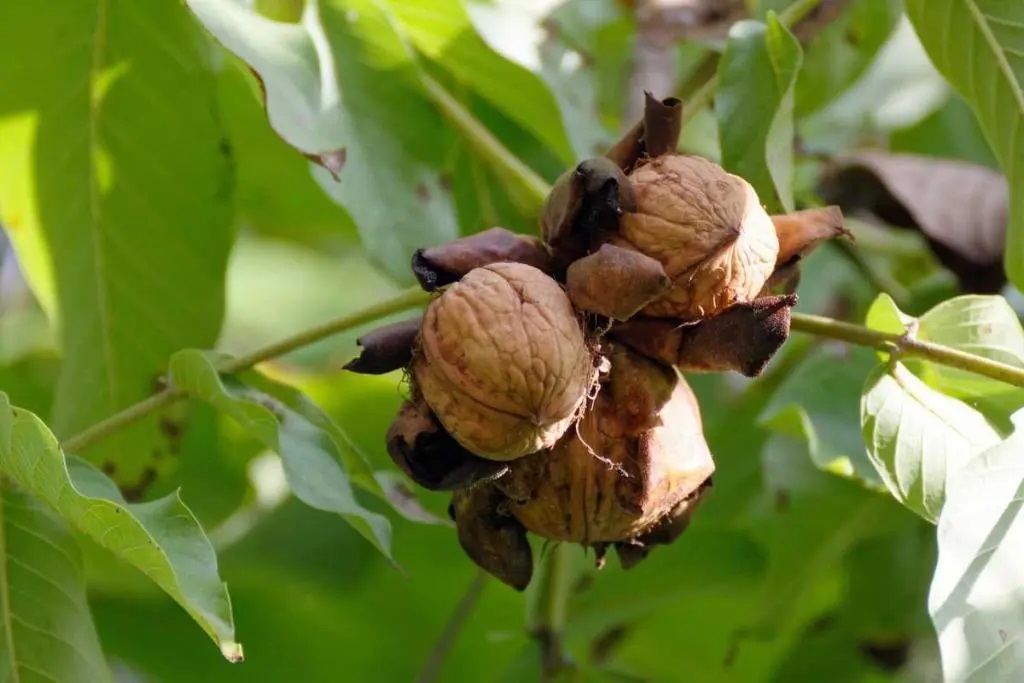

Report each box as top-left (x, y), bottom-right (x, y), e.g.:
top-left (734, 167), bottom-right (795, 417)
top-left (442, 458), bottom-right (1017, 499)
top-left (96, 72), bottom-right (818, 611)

top-left (87, 0), bottom-right (119, 441)
top-left (964, 0), bottom-right (1024, 117)
top-left (0, 492), bottom-right (21, 683)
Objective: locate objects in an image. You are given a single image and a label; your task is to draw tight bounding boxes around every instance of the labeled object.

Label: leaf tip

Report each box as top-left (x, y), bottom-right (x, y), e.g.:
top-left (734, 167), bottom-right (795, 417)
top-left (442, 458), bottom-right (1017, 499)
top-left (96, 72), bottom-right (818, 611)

top-left (221, 640), bottom-right (245, 663)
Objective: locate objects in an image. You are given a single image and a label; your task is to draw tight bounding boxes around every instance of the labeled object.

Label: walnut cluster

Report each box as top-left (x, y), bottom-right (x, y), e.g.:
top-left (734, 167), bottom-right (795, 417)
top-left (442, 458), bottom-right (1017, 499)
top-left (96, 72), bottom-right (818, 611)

top-left (345, 94), bottom-right (850, 590)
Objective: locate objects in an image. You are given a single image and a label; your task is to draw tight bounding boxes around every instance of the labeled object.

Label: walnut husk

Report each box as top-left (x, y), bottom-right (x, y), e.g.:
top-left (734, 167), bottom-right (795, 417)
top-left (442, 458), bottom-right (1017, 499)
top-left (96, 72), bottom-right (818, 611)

top-left (385, 399), bottom-right (509, 491)
top-left (497, 345), bottom-right (714, 545)
top-left (450, 484), bottom-right (533, 591)
top-left (412, 227), bottom-right (553, 291)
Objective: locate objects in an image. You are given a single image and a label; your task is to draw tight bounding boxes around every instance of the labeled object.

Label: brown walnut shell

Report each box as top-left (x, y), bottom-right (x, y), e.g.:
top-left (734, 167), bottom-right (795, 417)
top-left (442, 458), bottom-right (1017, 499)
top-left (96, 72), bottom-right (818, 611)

top-left (413, 262), bottom-right (596, 462)
top-left (613, 154), bottom-right (779, 321)
top-left (497, 345), bottom-right (715, 545)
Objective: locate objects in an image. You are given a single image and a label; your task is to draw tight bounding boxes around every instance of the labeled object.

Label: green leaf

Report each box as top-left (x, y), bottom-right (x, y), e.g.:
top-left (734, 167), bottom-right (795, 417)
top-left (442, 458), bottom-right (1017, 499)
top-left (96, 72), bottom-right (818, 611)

top-left (760, 346), bottom-right (885, 487)
top-left (890, 92), bottom-right (1000, 169)
top-left (865, 293), bottom-right (1024, 428)
top-left (185, 0), bottom-right (458, 281)
top-left (930, 416), bottom-right (1024, 682)
top-left (918, 295), bottom-right (1024, 399)
top-left (0, 1), bottom-right (235, 488)
top-left (864, 292), bottom-right (914, 337)
top-left (0, 393), bottom-right (241, 660)
top-left (216, 55), bottom-right (360, 246)
top-left (465, 0), bottom-right (616, 160)
top-left (904, 0), bottom-right (1024, 290)
top-left (861, 361), bottom-right (1002, 522)
top-left (715, 13), bottom-right (803, 212)
top-left (167, 349), bottom-right (394, 561)
top-left (0, 485), bottom-right (112, 683)
top-left (388, 0), bottom-right (574, 164)
top-left (795, 0), bottom-right (903, 116)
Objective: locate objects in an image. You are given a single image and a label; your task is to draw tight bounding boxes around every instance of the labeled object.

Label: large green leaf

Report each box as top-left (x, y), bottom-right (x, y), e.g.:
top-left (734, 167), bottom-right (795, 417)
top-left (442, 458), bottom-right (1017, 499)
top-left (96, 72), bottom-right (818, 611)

top-left (795, 0), bottom-right (903, 116)
top-left (388, 0), bottom-right (574, 164)
top-left (167, 349), bottom-right (394, 561)
top-left (905, 0), bottom-right (1024, 289)
top-left (465, 0), bottom-right (615, 160)
top-left (917, 295), bottom-right (1024, 399)
top-left (0, 1), bottom-right (235, 488)
top-left (216, 55), bottom-right (360, 246)
top-left (715, 13), bottom-right (803, 212)
top-left (865, 293), bottom-right (1024, 428)
top-left (0, 485), bottom-right (112, 683)
top-left (760, 346), bottom-right (884, 487)
top-left (0, 393), bottom-right (241, 660)
top-left (186, 0), bottom-right (458, 281)
top-left (861, 361), bottom-right (1002, 522)
top-left (930, 417), bottom-right (1024, 681)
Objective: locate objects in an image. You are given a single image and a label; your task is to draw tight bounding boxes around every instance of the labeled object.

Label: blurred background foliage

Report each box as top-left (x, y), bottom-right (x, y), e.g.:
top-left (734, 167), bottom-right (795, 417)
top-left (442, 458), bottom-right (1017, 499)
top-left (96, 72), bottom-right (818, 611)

top-left (0, 0), bottom-right (1020, 680)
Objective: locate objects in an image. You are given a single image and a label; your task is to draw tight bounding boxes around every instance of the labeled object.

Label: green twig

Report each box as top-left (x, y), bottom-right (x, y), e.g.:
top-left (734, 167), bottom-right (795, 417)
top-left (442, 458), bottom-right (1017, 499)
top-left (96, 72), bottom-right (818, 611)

top-left (790, 312), bottom-right (1024, 388)
top-left (61, 286), bottom-right (431, 455)
top-left (415, 570), bottom-right (489, 683)
top-left (528, 543), bottom-right (574, 679)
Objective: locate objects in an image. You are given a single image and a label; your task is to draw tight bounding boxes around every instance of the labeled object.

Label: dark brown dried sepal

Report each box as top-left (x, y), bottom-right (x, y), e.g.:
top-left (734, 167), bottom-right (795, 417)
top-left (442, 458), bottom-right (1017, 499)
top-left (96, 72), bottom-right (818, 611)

top-left (412, 227), bottom-right (554, 292)
top-left (611, 294), bottom-right (797, 377)
top-left (450, 484), bottom-right (533, 591)
top-left (605, 92), bottom-right (683, 172)
top-left (762, 206), bottom-right (849, 296)
top-left (566, 244), bottom-right (670, 321)
top-left (614, 477), bottom-right (713, 570)
top-left (772, 206), bottom-right (849, 265)
top-left (386, 400), bottom-right (509, 491)
top-left (541, 158), bottom-right (636, 274)
top-left (343, 316), bottom-right (422, 375)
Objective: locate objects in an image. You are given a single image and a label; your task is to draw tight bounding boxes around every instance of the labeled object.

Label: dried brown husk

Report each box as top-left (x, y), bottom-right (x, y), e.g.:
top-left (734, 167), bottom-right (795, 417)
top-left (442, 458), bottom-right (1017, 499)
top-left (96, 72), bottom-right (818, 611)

top-left (385, 399), bottom-right (509, 491)
top-left (610, 294), bottom-right (797, 377)
top-left (566, 244), bottom-right (669, 321)
top-left (497, 345), bottom-right (714, 546)
top-left (450, 484), bottom-right (533, 591)
top-left (412, 227), bottom-right (554, 291)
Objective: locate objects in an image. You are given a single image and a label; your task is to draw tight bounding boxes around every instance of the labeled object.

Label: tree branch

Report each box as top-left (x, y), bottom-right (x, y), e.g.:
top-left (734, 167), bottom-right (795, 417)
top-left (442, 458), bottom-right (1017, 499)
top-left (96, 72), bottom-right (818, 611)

top-left (61, 286), bottom-right (431, 454)
top-left (789, 313), bottom-right (1024, 388)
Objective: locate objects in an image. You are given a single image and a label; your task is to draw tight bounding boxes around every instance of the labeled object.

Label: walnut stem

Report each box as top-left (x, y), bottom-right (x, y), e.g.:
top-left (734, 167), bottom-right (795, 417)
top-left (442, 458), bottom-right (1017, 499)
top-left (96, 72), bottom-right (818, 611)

top-left (414, 570), bottom-right (489, 683)
top-left (61, 286), bottom-right (432, 455)
top-left (789, 313), bottom-right (1024, 388)
top-left (529, 543), bottom-right (575, 680)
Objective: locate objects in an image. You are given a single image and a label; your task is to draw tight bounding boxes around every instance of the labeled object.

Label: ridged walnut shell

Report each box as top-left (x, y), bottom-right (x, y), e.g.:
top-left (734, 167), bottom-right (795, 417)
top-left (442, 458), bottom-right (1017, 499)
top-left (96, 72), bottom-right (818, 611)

top-left (497, 345), bottom-right (714, 543)
top-left (614, 154), bottom-right (779, 320)
top-left (413, 262), bottom-right (595, 462)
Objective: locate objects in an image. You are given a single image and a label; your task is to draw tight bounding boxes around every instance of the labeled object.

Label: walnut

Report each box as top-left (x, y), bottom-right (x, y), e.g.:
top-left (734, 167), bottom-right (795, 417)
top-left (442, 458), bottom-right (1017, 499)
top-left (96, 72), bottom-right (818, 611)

top-left (413, 262), bottom-right (597, 461)
top-left (613, 154), bottom-right (780, 320)
top-left (497, 346), bottom-right (714, 552)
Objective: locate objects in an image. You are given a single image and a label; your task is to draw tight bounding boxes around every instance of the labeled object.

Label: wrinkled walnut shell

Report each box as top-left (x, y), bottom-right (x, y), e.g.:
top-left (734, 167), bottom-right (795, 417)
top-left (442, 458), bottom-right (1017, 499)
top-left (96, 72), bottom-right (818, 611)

top-left (613, 154), bottom-right (780, 321)
top-left (414, 262), bottom-right (596, 461)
